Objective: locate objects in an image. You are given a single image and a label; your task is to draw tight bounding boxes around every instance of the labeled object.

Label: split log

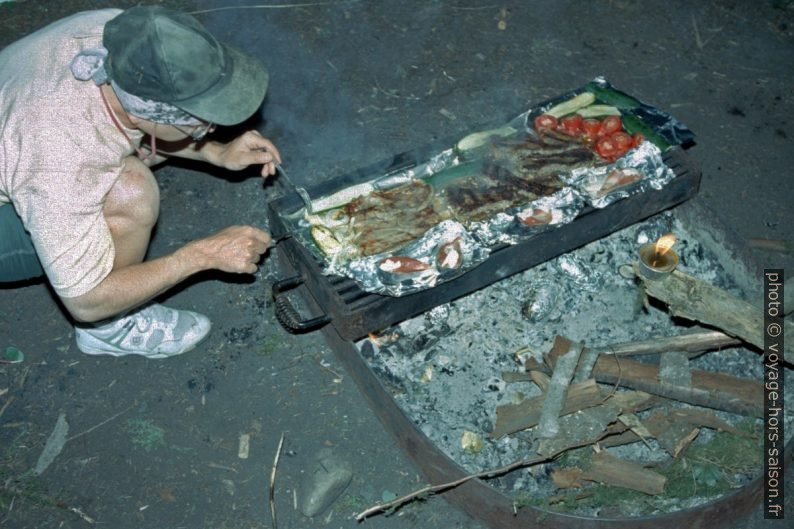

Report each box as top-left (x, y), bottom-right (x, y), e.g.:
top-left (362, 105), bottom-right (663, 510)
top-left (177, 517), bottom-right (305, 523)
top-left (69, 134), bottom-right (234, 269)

top-left (537, 405), bottom-right (621, 457)
top-left (536, 341), bottom-right (583, 439)
top-left (658, 351), bottom-right (692, 388)
top-left (596, 330), bottom-right (741, 358)
top-left (583, 451), bottom-right (667, 495)
top-left (545, 336), bottom-right (763, 417)
top-left (490, 378), bottom-right (602, 439)
top-left (636, 268), bottom-right (793, 364)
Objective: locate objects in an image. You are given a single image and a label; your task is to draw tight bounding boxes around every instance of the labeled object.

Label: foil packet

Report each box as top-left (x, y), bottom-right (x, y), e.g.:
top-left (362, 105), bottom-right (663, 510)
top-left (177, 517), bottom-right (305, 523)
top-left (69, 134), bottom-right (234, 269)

top-left (345, 220), bottom-right (490, 296)
top-left (467, 187), bottom-right (585, 247)
top-left (564, 141), bottom-right (676, 208)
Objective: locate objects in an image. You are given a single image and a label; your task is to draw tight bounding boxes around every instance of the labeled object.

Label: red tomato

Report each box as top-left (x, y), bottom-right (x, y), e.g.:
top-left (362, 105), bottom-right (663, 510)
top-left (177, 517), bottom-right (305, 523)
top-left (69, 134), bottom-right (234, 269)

top-left (632, 133), bottom-right (645, 148)
top-left (581, 118), bottom-right (602, 137)
top-left (534, 114), bottom-right (559, 131)
top-left (600, 115), bottom-right (623, 136)
top-left (595, 136), bottom-right (621, 161)
top-left (559, 114), bottom-right (583, 135)
top-left (612, 132), bottom-right (634, 151)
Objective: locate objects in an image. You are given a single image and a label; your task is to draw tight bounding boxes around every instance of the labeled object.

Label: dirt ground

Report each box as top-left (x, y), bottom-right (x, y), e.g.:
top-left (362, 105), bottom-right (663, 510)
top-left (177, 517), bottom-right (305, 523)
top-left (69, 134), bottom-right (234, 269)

top-left (1, 1), bottom-right (792, 528)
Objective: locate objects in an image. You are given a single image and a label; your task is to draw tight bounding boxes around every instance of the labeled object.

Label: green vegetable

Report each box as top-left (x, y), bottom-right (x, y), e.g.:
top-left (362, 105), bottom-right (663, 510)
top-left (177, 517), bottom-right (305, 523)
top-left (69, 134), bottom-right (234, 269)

top-left (621, 114), bottom-right (672, 151)
top-left (584, 83), bottom-right (642, 109)
top-left (456, 125), bottom-right (518, 151)
top-left (310, 225), bottom-right (342, 255)
top-left (576, 105), bottom-right (621, 118)
top-left (546, 92), bottom-right (596, 118)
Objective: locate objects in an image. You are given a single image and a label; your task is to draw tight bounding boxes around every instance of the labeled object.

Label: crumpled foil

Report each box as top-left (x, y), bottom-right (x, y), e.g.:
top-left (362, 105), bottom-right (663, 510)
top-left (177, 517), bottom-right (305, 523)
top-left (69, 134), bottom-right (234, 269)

top-left (468, 187), bottom-right (585, 247)
top-left (555, 254), bottom-right (603, 292)
top-left (345, 220), bottom-right (490, 296)
top-left (564, 141), bottom-right (676, 209)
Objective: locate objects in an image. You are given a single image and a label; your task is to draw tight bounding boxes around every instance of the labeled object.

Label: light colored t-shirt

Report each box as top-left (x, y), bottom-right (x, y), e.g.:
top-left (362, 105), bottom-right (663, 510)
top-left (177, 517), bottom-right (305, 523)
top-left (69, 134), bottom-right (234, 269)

top-left (0, 8), bottom-right (144, 298)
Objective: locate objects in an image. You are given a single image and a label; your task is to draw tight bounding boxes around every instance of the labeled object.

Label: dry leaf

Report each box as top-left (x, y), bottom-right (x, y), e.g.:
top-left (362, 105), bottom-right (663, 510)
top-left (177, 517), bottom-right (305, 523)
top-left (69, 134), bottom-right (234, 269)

top-left (160, 488), bottom-right (176, 502)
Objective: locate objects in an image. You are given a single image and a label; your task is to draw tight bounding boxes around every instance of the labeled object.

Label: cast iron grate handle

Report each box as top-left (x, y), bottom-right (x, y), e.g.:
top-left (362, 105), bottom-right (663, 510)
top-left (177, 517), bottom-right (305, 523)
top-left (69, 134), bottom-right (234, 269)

top-left (272, 275), bottom-right (331, 333)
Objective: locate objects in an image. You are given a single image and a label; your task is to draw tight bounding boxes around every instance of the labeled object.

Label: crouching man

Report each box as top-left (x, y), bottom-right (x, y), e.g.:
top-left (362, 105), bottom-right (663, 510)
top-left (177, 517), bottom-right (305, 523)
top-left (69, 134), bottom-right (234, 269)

top-left (0, 6), bottom-right (281, 359)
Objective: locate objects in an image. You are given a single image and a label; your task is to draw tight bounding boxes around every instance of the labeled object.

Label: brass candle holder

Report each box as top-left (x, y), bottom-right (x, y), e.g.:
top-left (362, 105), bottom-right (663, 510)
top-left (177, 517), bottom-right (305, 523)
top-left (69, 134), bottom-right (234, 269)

top-left (638, 236), bottom-right (679, 280)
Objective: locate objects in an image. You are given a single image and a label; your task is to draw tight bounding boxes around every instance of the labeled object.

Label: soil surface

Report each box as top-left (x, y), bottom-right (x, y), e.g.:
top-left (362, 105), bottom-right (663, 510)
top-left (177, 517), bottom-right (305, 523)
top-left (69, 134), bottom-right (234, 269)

top-left (1, 1), bottom-right (792, 528)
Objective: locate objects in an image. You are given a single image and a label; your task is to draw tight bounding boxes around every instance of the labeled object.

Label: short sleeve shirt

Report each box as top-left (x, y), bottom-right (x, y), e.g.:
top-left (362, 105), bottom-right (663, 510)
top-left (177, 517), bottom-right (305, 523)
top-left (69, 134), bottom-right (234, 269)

top-left (0, 9), bottom-right (144, 298)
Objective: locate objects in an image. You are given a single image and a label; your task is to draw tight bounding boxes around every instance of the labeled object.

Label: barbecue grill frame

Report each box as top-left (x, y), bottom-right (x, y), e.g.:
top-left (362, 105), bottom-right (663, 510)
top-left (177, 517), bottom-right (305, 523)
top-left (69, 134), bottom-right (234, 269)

top-left (268, 147), bottom-right (701, 340)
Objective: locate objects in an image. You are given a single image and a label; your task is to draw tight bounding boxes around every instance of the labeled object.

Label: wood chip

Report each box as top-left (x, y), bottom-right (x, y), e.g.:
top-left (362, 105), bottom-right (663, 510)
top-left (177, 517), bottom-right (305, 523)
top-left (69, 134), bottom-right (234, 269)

top-left (583, 451), bottom-right (667, 495)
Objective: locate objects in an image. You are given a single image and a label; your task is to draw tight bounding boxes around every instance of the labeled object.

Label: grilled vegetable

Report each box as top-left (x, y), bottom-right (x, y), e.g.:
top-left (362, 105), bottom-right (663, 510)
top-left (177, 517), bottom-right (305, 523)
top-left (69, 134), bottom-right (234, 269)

top-left (311, 225), bottom-right (343, 255)
top-left (546, 92), bottom-right (596, 119)
top-left (620, 114), bottom-right (672, 151)
top-left (456, 124), bottom-right (518, 152)
top-left (576, 104), bottom-right (621, 118)
top-left (584, 83), bottom-right (642, 109)
top-left (378, 256), bottom-right (430, 273)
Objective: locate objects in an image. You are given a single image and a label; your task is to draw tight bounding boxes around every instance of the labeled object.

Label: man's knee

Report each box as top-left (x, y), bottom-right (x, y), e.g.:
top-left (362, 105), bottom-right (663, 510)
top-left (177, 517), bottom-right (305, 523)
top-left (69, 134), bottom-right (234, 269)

top-left (104, 156), bottom-right (160, 227)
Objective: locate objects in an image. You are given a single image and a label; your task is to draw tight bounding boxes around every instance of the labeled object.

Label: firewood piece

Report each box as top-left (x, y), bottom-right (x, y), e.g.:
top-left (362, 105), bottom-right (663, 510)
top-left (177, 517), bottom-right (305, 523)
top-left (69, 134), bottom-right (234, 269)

top-left (537, 405), bottom-right (620, 457)
top-left (594, 330), bottom-right (741, 359)
top-left (545, 338), bottom-right (763, 417)
top-left (490, 378), bottom-right (603, 439)
top-left (603, 390), bottom-right (658, 414)
top-left (642, 414), bottom-right (700, 457)
top-left (537, 341), bottom-right (584, 439)
top-left (658, 352), bottom-right (692, 388)
top-left (636, 268), bottom-right (793, 364)
top-left (653, 408), bottom-right (755, 439)
top-left (583, 451), bottom-right (667, 495)
top-left (501, 371), bottom-right (534, 383)
top-left (529, 371), bottom-right (551, 392)
top-left (573, 346), bottom-right (600, 383)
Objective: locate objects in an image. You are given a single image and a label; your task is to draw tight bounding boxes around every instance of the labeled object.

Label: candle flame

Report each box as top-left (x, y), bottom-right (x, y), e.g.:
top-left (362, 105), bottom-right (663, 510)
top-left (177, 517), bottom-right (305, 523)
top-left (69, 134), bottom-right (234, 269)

top-left (655, 233), bottom-right (677, 256)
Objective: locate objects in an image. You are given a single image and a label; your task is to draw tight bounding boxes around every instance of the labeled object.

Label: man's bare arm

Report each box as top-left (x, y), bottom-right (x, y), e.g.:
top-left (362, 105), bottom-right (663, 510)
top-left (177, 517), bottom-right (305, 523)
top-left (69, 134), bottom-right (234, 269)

top-left (62, 225), bottom-right (270, 322)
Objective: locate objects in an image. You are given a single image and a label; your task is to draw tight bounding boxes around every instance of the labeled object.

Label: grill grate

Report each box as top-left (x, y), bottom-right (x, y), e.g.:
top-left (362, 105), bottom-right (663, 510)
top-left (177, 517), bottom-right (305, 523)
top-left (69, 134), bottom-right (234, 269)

top-left (269, 148), bottom-right (701, 340)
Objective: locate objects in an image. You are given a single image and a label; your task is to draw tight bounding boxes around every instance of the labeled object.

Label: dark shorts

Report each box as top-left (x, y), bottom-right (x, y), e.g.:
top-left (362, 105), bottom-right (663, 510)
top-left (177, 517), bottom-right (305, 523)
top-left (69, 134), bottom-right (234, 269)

top-left (0, 203), bottom-right (44, 283)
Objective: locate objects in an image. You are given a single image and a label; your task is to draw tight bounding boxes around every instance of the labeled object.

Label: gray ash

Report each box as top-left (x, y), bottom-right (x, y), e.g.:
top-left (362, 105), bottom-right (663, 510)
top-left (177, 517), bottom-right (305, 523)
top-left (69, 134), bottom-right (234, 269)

top-left (356, 210), bottom-right (792, 517)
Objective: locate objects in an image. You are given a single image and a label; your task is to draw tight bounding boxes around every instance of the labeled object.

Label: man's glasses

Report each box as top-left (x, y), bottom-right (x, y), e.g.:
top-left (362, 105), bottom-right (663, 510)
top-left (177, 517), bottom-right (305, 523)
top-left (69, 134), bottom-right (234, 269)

top-left (173, 121), bottom-right (214, 141)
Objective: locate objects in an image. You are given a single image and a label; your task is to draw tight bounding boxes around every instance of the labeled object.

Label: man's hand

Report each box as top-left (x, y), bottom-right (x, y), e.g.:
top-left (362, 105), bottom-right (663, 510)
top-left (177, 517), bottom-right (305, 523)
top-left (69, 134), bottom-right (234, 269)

top-left (211, 130), bottom-right (282, 177)
top-left (184, 225), bottom-right (272, 274)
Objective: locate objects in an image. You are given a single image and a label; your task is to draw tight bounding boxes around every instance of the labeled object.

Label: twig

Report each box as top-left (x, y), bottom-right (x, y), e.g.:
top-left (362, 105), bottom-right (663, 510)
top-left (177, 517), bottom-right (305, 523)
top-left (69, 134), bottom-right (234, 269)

top-left (269, 433), bottom-right (285, 529)
top-left (0, 396), bottom-right (15, 420)
top-left (355, 438), bottom-right (598, 521)
top-left (67, 404), bottom-right (133, 442)
top-left (190, 1), bottom-right (360, 15)
top-left (692, 14), bottom-right (704, 49)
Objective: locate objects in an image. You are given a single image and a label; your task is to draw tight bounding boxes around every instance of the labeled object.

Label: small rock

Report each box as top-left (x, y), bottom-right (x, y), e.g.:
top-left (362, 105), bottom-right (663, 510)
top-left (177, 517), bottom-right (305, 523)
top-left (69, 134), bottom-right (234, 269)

top-left (299, 447), bottom-right (353, 517)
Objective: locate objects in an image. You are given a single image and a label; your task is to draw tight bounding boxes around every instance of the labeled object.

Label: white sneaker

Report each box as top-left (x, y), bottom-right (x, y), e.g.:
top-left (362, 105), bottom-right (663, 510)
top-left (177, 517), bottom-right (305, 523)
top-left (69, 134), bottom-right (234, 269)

top-left (75, 303), bottom-right (211, 359)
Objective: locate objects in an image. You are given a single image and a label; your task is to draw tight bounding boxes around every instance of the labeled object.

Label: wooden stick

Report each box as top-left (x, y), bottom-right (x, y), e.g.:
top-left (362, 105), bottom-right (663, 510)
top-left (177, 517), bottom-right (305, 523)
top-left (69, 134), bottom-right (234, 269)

top-left (596, 330), bottom-right (741, 358)
top-left (491, 378), bottom-right (603, 439)
top-left (546, 337), bottom-right (763, 417)
top-left (637, 268), bottom-right (793, 364)
top-left (537, 342), bottom-right (583, 439)
top-left (269, 433), bottom-right (285, 529)
top-left (355, 436), bottom-right (603, 522)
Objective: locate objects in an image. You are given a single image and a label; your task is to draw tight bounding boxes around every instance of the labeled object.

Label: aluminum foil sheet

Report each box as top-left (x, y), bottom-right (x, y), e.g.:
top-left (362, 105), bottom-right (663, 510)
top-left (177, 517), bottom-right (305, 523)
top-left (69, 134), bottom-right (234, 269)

top-left (284, 77), bottom-right (693, 297)
top-left (345, 220), bottom-right (490, 296)
top-left (466, 187), bottom-right (585, 247)
top-left (564, 141), bottom-right (676, 209)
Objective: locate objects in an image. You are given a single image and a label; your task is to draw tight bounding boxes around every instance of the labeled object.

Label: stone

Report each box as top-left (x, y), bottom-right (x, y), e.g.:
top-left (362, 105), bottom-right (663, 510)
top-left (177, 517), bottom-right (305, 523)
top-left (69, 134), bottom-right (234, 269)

top-left (298, 447), bottom-right (353, 517)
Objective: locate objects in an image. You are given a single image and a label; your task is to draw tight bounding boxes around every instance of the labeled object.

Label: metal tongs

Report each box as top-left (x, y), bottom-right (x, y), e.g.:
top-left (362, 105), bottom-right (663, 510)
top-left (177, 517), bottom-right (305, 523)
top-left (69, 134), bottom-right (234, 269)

top-left (275, 163), bottom-right (313, 214)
